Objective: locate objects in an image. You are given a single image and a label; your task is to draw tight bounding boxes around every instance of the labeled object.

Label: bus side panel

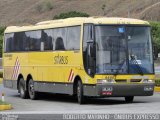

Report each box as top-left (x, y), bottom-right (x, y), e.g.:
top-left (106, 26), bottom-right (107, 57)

top-left (3, 53), bottom-right (28, 89)
top-left (28, 52), bottom-right (52, 82)
top-left (32, 51), bottom-right (85, 95)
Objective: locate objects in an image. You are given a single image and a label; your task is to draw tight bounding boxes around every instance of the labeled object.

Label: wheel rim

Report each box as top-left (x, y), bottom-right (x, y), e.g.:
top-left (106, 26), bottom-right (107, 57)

top-left (29, 81), bottom-right (34, 97)
top-left (20, 84), bottom-right (24, 96)
top-left (77, 84), bottom-right (81, 101)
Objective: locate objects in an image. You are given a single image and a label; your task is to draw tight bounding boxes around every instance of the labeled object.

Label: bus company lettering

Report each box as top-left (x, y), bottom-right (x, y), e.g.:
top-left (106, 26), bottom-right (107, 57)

top-left (54, 54), bottom-right (68, 64)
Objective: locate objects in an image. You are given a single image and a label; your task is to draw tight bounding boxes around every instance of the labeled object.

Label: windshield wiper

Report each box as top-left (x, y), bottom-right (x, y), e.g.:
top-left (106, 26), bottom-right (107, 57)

top-left (130, 55), bottom-right (143, 75)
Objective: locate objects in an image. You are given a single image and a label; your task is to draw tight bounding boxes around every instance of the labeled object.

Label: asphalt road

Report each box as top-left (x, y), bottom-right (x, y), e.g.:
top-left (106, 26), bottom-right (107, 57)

top-left (0, 84), bottom-right (160, 114)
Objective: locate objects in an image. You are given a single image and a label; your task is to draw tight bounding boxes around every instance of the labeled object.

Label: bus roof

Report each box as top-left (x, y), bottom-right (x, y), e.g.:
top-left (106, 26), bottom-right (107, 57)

top-left (5, 17), bottom-right (150, 33)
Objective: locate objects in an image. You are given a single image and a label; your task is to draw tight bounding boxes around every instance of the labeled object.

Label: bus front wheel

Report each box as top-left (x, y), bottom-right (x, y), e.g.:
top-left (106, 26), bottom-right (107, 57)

top-left (18, 78), bottom-right (28, 99)
top-left (125, 96), bottom-right (134, 103)
top-left (28, 79), bottom-right (37, 100)
top-left (77, 81), bottom-right (85, 104)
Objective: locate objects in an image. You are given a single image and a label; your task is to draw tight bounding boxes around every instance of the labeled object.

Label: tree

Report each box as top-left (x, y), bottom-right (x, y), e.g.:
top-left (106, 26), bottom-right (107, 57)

top-left (150, 21), bottom-right (160, 59)
top-left (0, 26), bottom-right (5, 57)
top-left (101, 4), bottom-right (106, 15)
top-left (53, 11), bottom-right (89, 19)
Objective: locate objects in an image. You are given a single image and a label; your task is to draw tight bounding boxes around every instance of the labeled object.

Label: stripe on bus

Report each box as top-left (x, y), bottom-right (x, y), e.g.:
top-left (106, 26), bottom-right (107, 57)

top-left (12, 57), bottom-right (20, 80)
top-left (68, 69), bottom-right (74, 82)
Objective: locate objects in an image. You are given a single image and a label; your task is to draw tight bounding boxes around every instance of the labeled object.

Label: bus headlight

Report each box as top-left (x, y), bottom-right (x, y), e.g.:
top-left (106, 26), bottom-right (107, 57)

top-left (143, 79), bottom-right (154, 83)
top-left (97, 79), bottom-right (115, 84)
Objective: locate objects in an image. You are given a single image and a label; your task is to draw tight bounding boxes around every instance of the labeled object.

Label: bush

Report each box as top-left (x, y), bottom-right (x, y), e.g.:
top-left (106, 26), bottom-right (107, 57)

top-left (0, 71), bottom-right (3, 78)
top-left (53, 11), bottom-right (90, 20)
top-left (36, 4), bottom-right (43, 13)
top-left (36, 1), bottom-right (53, 13)
top-left (0, 26), bottom-right (5, 57)
top-left (45, 1), bottom-right (53, 11)
top-left (155, 79), bottom-right (160, 86)
top-left (150, 21), bottom-right (160, 59)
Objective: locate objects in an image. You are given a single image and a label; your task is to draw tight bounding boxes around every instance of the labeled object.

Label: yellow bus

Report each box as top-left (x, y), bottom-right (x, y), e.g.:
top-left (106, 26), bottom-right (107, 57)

top-left (3, 17), bottom-right (155, 104)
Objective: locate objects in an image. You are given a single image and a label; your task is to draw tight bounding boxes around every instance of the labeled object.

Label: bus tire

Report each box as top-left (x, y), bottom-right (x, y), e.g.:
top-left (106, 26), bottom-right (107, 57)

top-left (77, 80), bottom-right (85, 104)
top-left (28, 79), bottom-right (37, 100)
top-left (18, 78), bottom-right (28, 99)
top-left (125, 96), bottom-right (134, 103)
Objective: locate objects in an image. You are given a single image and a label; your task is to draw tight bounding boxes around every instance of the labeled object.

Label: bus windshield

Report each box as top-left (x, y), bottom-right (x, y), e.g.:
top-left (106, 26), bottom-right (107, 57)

top-left (95, 25), bottom-right (154, 74)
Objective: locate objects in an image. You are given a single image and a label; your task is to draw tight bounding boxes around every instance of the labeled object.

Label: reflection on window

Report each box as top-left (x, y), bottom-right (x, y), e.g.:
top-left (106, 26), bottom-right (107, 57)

top-left (95, 26), bottom-right (127, 74)
top-left (25, 31), bottom-right (41, 51)
top-left (127, 27), bottom-right (153, 74)
top-left (54, 28), bottom-right (67, 50)
top-left (5, 26), bottom-right (81, 52)
top-left (55, 37), bottom-right (65, 50)
top-left (67, 26), bottom-right (80, 50)
top-left (42, 30), bottom-right (53, 50)
top-left (5, 33), bottom-right (14, 52)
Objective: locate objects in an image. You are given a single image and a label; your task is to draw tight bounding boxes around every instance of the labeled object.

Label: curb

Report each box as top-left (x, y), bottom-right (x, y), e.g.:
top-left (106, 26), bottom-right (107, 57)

top-left (154, 86), bottom-right (160, 92)
top-left (0, 104), bottom-right (12, 111)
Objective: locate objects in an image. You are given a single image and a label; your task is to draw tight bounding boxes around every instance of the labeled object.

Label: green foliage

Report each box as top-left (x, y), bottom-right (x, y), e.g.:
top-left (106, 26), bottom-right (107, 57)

top-left (45, 1), bottom-right (53, 11)
top-left (0, 26), bottom-right (5, 57)
top-left (53, 11), bottom-right (90, 20)
top-left (0, 71), bottom-right (3, 78)
top-left (155, 79), bottom-right (160, 86)
top-left (101, 4), bottom-right (106, 15)
top-left (0, 100), bottom-right (9, 105)
top-left (36, 4), bottom-right (43, 13)
top-left (102, 4), bottom-right (106, 11)
top-left (36, 0), bottom-right (53, 13)
top-left (150, 21), bottom-right (160, 59)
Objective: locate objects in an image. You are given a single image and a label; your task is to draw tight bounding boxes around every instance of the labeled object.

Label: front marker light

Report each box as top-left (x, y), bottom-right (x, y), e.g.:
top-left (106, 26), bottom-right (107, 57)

top-left (143, 79), bottom-right (154, 83)
top-left (97, 79), bottom-right (107, 84)
top-left (97, 79), bottom-right (115, 84)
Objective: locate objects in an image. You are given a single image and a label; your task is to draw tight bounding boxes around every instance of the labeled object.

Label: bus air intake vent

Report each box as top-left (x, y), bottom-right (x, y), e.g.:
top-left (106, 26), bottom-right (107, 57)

top-left (115, 79), bottom-right (127, 83)
top-left (130, 79), bottom-right (142, 82)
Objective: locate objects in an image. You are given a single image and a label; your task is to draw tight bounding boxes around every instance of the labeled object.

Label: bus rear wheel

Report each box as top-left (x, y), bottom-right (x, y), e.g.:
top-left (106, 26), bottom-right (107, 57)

top-left (125, 96), bottom-right (134, 103)
top-left (18, 78), bottom-right (28, 99)
top-left (28, 79), bottom-right (37, 100)
top-left (77, 81), bottom-right (85, 104)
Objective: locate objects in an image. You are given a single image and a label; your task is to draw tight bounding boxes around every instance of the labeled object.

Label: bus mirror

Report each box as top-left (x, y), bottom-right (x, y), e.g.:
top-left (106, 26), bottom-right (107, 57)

top-left (87, 43), bottom-right (94, 57)
top-left (87, 40), bottom-right (94, 44)
top-left (88, 44), bottom-right (91, 56)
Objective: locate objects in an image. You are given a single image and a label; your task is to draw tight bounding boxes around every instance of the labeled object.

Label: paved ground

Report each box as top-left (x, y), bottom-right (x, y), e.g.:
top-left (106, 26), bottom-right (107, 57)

top-left (0, 84), bottom-right (160, 114)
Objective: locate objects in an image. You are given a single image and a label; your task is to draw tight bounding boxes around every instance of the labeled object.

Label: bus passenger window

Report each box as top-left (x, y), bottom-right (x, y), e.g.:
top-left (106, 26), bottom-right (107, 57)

top-left (41, 30), bottom-right (53, 51)
top-left (55, 37), bottom-right (65, 50)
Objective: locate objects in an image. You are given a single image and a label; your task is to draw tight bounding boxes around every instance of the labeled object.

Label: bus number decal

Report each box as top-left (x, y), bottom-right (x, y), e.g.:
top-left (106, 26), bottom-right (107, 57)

top-left (54, 54), bottom-right (68, 64)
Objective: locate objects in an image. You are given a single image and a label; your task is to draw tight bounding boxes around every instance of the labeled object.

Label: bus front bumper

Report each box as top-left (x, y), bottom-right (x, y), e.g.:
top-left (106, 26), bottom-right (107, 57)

top-left (83, 83), bottom-right (155, 97)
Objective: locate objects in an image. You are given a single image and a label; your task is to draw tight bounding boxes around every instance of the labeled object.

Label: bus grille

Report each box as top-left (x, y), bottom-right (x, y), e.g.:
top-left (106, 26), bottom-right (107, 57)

top-left (130, 79), bottom-right (142, 82)
top-left (115, 79), bottom-right (127, 83)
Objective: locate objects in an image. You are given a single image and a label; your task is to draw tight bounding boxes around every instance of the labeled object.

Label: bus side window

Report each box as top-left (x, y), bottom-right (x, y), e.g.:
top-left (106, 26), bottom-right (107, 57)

top-left (41, 30), bottom-right (53, 51)
top-left (55, 37), bottom-right (65, 50)
top-left (25, 30), bottom-right (41, 51)
top-left (5, 33), bottom-right (14, 52)
top-left (66, 26), bottom-right (80, 50)
top-left (83, 24), bottom-right (95, 76)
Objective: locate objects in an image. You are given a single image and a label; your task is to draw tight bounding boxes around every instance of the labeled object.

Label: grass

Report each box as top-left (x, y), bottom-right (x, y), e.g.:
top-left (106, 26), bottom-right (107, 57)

top-left (155, 79), bottom-right (160, 86)
top-left (0, 79), bottom-right (2, 84)
top-left (155, 87), bottom-right (160, 92)
top-left (0, 78), bottom-right (2, 84)
top-left (0, 70), bottom-right (3, 84)
top-left (0, 100), bottom-right (9, 105)
top-left (0, 100), bottom-right (12, 111)
top-left (35, 0), bottom-right (53, 13)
